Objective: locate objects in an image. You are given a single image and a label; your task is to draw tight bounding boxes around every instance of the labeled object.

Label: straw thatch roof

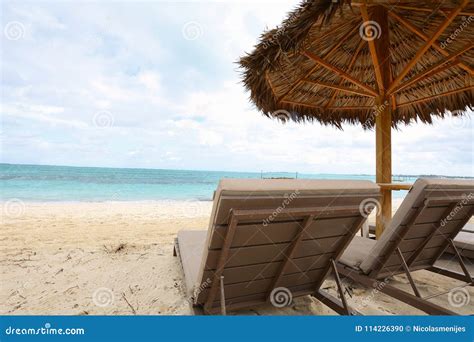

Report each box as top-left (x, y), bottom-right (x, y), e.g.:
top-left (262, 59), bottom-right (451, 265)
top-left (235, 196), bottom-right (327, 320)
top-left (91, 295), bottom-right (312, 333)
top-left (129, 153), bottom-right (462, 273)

top-left (239, 0), bottom-right (473, 128)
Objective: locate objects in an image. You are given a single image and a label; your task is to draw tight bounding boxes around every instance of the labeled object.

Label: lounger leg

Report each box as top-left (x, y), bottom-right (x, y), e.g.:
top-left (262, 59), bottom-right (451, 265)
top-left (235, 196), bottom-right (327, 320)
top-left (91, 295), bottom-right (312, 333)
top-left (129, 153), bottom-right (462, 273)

top-left (330, 259), bottom-right (351, 315)
top-left (220, 276), bottom-right (226, 316)
top-left (447, 238), bottom-right (473, 283)
top-left (313, 260), bottom-right (360, 315)
top-left (396, 248), bottom-right (421, 298)
top-left (428, 266), bottom-right (473, 283)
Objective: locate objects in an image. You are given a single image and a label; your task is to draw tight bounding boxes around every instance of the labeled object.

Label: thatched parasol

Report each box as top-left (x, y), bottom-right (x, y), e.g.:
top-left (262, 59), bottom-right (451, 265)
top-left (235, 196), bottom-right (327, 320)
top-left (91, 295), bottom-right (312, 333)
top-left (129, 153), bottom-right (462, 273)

top-left (239, 0), bottom-right (473, 237)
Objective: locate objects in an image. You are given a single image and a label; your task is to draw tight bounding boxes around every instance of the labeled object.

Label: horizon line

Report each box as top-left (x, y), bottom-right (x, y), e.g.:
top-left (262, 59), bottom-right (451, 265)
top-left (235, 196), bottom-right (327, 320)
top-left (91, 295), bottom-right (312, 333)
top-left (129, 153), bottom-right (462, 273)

top-left (1, 162), bottom-right (472, 179)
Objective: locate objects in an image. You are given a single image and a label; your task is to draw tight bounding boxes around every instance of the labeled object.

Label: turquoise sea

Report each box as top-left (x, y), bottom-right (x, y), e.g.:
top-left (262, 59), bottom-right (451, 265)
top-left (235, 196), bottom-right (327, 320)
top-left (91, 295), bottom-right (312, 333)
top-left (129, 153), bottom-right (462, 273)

top-left (0, 163), bottom-right (416, 202)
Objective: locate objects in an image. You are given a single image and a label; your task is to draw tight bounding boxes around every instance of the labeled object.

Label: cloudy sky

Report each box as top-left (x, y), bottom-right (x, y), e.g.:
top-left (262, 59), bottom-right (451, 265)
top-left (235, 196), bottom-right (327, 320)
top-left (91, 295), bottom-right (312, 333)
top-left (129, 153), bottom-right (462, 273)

top-left (1, 0), bottom-right (472, 176)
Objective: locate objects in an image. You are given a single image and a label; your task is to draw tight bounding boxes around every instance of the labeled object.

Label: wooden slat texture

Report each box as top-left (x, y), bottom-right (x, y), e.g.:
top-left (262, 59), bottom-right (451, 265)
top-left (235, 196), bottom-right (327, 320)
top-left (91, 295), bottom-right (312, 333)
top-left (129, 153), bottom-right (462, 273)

top-left (404, 220), bottom-right (462, 239)
top-left (371, 187), bottom-right (474, 278)
top-left (210, 216), bottom-right (358, 249)
top-left (205, 237), bottom-right (341, 270)
top-left (199, 268), bottom-right (327, 305)
top-left (232, 206), bottom-right (360, 221)
top-left (412, 205), bottom-right (472, 225)
top-left (202, 253), bottom-right (332, 285)
top-left (267, 215), bottom-right (315, 297)
top-left (205, 284), bottom-right (326, 312)
top-left (384, 239), bottom-right (447, 268)
top-left (214, 194), bottom-right (375, 224)
top-left (405, 202), bottom-right (460, 265)
top-left (383, 235), bottom-right (447, 257)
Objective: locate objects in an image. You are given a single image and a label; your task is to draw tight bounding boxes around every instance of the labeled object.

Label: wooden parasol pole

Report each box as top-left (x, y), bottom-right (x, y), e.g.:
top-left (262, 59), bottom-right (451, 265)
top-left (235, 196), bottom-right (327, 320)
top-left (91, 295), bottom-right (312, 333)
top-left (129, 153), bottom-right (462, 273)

top-left (369, 5), bottom-right (392, 238)
top-left (375, 98), bottom-right (392, 239)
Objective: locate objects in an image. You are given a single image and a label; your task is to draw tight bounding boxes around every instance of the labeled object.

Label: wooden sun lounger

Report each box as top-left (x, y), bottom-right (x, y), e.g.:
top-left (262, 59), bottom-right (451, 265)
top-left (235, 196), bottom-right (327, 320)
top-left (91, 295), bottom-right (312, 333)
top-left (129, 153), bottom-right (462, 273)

top-left (173, 179), bottom-right (380, 315)
top-left (337, 178), bottom-right (474, 315)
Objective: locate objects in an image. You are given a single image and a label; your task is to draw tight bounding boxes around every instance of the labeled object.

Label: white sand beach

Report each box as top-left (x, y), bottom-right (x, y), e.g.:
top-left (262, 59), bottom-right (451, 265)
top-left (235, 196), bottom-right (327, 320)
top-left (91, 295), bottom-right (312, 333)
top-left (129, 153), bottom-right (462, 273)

top-left (1, 201), bottom-right (473, 315)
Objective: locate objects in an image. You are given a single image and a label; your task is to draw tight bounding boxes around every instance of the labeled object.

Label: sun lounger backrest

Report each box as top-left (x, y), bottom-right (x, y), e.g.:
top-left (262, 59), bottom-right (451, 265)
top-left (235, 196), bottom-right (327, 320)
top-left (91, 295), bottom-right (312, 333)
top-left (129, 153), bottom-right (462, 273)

top-left (360, 178), bottom-right (474, 279)
top-left (194, 179), bottom-right (380, 313)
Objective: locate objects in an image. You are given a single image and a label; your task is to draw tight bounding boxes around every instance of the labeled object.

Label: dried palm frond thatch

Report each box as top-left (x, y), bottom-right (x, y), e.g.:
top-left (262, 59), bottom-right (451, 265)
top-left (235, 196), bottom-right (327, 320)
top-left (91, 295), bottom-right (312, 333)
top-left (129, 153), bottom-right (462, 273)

top-left (239, 0), bottom-right (473, 128)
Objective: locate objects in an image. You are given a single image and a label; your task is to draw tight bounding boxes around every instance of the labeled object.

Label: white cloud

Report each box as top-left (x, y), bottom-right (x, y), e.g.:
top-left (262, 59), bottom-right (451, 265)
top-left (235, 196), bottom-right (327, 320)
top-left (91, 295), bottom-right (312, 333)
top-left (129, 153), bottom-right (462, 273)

top-left (198, 130), bottom-right (223, 147)
top-left (1, 0), bottom-right (472, 176)
top-left (137, 71), bottom-right (161, 93)
top-left (1, 103), bottom-right (87, 129)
